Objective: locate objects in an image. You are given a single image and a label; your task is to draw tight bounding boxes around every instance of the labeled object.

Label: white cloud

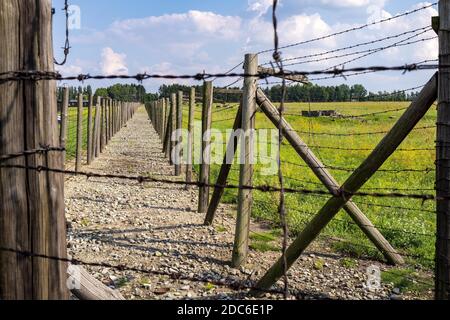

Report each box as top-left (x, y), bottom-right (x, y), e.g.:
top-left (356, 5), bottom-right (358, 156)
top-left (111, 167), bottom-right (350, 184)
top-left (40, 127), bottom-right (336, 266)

top-left (110, 11), bottom-right (241, 41)
top-left (56, 64), bottom-right (83, 75)
top-left (319, 0), bottom-right (387, 8)
top-left (100, 47), bottom-right (128, 75)
top-left (63, 2), bottom-right (439, 92)
top-left (248, 0), bottom-right (275, 17)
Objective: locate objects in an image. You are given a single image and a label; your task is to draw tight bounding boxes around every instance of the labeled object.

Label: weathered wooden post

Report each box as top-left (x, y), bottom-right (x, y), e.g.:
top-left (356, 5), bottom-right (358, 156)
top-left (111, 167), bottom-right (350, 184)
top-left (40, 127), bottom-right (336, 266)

top-left (109, 99), bottom-right (113, 140)
top-left (93, 96), bottom-right (101, 159)
top-left (105, 99), bottom-right (110, 145)
top-left (100, 98), bottom-right (105, 153)
top-left (60, 87), bottom-right (69, 165)
top-left (161, 98), bottom-right (167, 142)
top-left (175, 91), bottom-right (184, 176)
top-left (198, 82), bottom-right (213, 213)
top-left (436, 0), bottom-right (450, 300)
top-left (232, 54), bottom-right (258, 267)
top-left (163, 97), bottom-right (173, 158)
top-left (0, 0), bottom-right (69, 299)
top-left (170, 93), bottom-right (177, 167)
top-left (87, 94), bottom-right (94, 165)
top-left (75, 93), bottom-right (84, 172)
top-left (113, 100), bottom-right (117, 136)
top-left (186, 88), bottom-right (196, 187)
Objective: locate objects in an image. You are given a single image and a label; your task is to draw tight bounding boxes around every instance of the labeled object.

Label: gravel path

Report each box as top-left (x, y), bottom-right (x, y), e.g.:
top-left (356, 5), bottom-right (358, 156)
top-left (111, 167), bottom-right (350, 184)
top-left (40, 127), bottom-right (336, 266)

top-left (65, 107), bottom-right (426, 300)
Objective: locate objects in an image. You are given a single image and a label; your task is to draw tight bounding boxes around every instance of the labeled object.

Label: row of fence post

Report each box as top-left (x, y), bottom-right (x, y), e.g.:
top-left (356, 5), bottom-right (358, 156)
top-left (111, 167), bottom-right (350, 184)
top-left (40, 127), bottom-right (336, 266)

top-left (147, 45), bottom-right (450, 299)
top-left (59, 87), bottom-right (139, 171)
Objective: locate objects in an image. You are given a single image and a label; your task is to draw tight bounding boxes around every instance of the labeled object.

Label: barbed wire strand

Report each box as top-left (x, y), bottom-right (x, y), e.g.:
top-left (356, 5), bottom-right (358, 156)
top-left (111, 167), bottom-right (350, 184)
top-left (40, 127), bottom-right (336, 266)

top-left (54, 0), bottom-right (71, 66)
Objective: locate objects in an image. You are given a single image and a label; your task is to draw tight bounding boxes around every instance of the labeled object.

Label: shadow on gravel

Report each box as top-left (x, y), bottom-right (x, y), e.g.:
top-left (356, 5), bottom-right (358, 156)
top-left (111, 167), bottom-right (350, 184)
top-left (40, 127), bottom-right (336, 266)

top-left (72, 228), bottom-right (233, 265)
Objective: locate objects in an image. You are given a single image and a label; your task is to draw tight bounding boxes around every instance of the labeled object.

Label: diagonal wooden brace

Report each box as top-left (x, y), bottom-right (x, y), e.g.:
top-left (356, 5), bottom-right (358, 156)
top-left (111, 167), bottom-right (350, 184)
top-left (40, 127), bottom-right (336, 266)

top-left (204, 104), bottom-right (243, 225)
top-left (253, 73), bottom-right (438, 294)
top-left (256, 88), bottom-right (404, 265)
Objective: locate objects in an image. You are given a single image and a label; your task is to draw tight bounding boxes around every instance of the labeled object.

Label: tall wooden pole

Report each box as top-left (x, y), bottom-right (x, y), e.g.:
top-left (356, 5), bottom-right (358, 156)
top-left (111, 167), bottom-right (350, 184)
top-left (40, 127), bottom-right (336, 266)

top-left (0, 0), bottom-right (69, 299)
top-left (176, 91), bottom-right (184, 176)
top-left (87, 94), bottom-right (93, 165)
top-left (198, 82), bottom-right (213, 213)
top-left (60, 87), bottom-right (69, 165)
top-left (100, 98), bottom-right (105, 153)
top-left (436, 0), bottom-right (450, 300)
top-left (232, 54), bottom-right (257, 268)
top-left (163, 98), bottom-right (173, 158)
top-left (186, 88), bottom-right (195, 187)
top-left (93, 96), bottom-right (101, 159)
top-left (75, 93), bottom-right (84, 172)
top-left (170, 93), bottom-right (177, 167)
top-left (161, 98), bottom-right (167, 143)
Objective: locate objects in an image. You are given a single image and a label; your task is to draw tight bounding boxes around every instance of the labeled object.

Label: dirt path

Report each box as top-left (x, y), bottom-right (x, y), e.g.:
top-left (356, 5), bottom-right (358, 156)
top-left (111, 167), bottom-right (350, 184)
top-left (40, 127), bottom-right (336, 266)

top-left (65, 107), bottom-right (411, 300)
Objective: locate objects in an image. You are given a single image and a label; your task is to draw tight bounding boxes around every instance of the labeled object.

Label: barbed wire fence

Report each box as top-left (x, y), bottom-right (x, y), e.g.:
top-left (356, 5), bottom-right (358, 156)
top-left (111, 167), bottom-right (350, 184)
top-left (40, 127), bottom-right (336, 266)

top-left (0, 0), bottom-right (449, 300)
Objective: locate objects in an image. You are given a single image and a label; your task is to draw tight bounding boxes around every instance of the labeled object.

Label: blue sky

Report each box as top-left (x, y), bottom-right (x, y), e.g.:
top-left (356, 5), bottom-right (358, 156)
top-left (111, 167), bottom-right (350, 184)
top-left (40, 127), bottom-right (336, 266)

top-left (52, 0), bottom-right (439, 93)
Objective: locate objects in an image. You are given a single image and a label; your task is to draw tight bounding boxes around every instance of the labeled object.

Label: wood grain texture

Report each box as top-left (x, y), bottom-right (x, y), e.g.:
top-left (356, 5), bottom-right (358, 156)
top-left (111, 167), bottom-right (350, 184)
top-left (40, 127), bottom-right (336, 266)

top-left (186, 88), bottom-right (196, 186)
top-left (75, 93), bottom-right (83, 172)
top-left (87, 94), bottom-right (93, 165)
top-left (69, 265), bottom-right (125, 301)
top-left (198, 82), bottom-right (213, 213)
top-left (232, 54), bottom-right (258, 268)
top-left (0, 0), bottom-right (68, 299)
top-left (176, 91), bottom-right (184, 176)
top-left (436, 0), bottom-right (450, 300)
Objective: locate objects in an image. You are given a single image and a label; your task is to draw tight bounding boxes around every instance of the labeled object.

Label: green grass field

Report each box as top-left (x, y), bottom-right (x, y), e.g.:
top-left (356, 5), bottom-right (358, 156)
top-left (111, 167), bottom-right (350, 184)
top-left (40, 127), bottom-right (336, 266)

top-left (183, 101), bottom-right (437, 269)
top-left (64, 107), bottom-right (93, 160)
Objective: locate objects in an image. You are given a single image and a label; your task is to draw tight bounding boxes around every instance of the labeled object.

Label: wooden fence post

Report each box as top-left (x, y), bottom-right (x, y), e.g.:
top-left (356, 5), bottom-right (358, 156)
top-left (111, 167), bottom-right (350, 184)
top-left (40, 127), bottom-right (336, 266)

top-left (232, 54), bottom-right (258, 268)
top-left (170, 93), bottom-right (177, 167)
top-left (109, 99), bottom-right (113, 140)
top-left (158, 99), bottom-right (162, 139)
top-left (60, 87), bottom-right (69, 165)
top-left (87, 94), bottom-right (93, 165)
top-left (75, 93), bottom-right (84, 172)
top-left (198, 82), bottom-right (213, 213)
top-left (94, 96), bottom-right (101, 159)
top-left (106, 99), bottom-right (110, 145)
top-left (186, 88), bottom-right (196, 186)
top-left (436, 0), bottom-right (450, 300)
top-left (176, 91), bottom-right (184, 176)
top-left (161, 98), bottom-right (166, 142)
top-left (163, 98), bottom-right (173, 158)
top-left (101, 98), bottom-right (106, 153)
top-left (0, 0), bottom-right (69, 299)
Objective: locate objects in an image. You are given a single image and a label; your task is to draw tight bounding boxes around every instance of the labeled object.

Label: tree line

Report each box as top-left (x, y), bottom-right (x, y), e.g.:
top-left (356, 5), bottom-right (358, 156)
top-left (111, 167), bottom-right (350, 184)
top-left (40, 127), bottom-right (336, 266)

top-left (57, 84), bottom-right (157, 103)
top-left (263, 84), bottom-right (419, 102)
top-left (150, 83), bottom-right (419, 103)
top-left (58, 82), bottom-right (419, 105)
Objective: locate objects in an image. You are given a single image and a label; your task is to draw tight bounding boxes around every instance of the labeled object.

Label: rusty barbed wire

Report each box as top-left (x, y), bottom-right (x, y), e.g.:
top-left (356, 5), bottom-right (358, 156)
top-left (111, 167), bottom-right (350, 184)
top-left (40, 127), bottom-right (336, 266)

top-left (54, 0), bottom-right (71, 66)
top-left (257, 2), bottom-right (438, 55)
top-left (0, 64), bottom-right (442, 85)
top-left (261, 26), bottom-right (432, 66)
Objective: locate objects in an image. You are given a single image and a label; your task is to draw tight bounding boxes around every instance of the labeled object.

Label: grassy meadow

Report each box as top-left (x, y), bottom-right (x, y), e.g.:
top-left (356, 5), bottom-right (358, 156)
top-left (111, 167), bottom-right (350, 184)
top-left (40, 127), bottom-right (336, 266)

top-left (64, 107), bottom-right (92, 160)
top-left (183, 100), bottom-right (437, 270)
